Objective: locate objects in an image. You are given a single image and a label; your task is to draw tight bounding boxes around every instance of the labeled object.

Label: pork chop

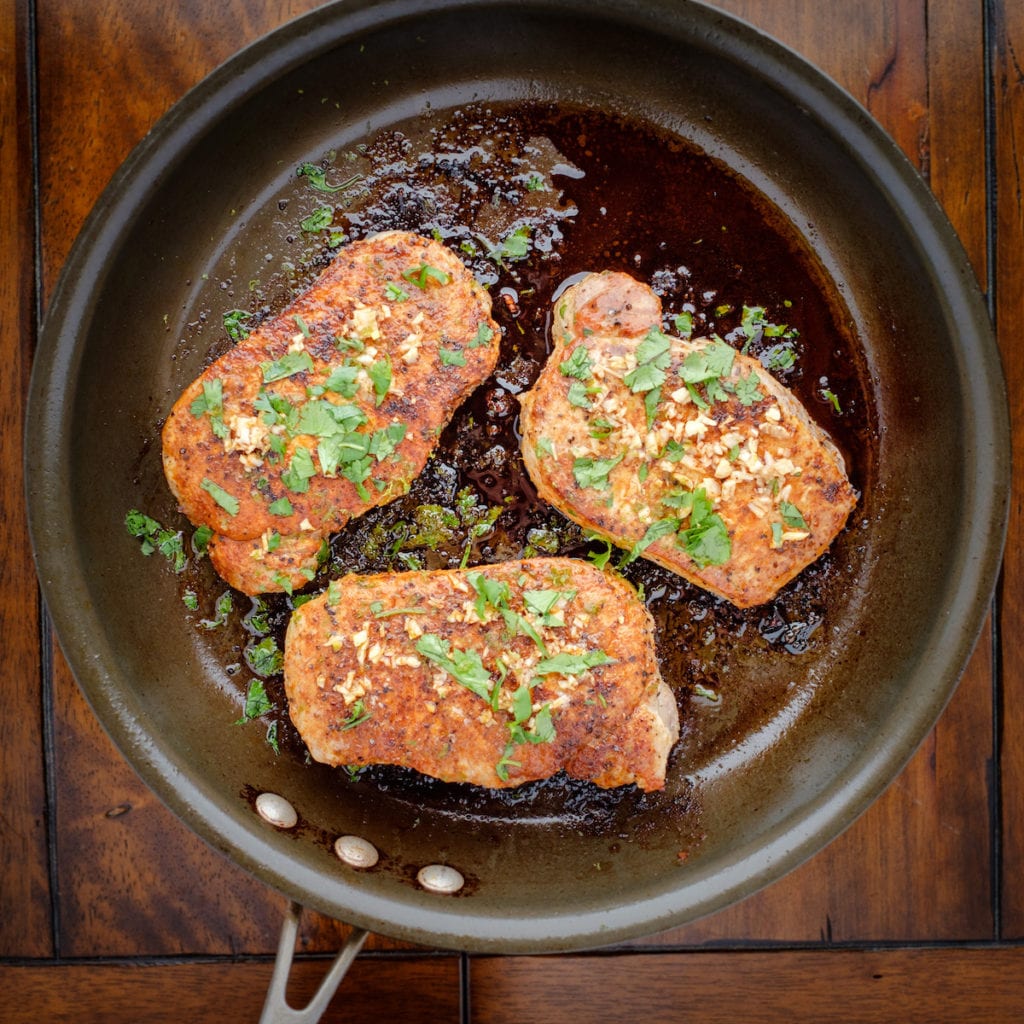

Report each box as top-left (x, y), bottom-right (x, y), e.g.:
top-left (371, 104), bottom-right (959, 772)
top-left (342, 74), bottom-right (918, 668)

top-left (283, 557), bottom-right (678, 791)
top-left (162, 231), bottom-right (500, 594)
top-left (518, 272), bottom-right (858, 607)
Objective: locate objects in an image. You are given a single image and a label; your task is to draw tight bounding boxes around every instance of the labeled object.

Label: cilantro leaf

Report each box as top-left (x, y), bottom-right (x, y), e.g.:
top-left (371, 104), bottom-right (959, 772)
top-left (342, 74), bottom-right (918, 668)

top-left (234, 678), bottom-right (274, 724)
top-left (200, 478), bottom-right (240, 516)
top-left (470, 321), bottom-right (495, 348)
top-left (297, 162), bottom-right (361, 194)
top-left (340, 698), bottom-right (372, 730)
top-left (281, 447), bottom-right (316, 493)
top-left (261, 351), bottom-right (314, 383)
top-left (323, 364), bottom-right (360, 397)
top-left (779, 501), bottom-right (809, 530)
top-left (223, 309), bottom-right (251, 341)
top-left (490, 225), bottom-right (532, 264)
top-left (245, 637), bottom-right (284, 677)
top-left (733, 370), bottom-right (763, 406)
top-left (533, 650), bottom-right (614, 676)
top-left (401, 262), bottom-right (451, 290)
top-left (620, 517), bottom-right (682, 567)
top-left (300, 205), bottom-right (334, 232)
top-left (439, 347), bottom-right (466, 367)
top-left (572, 453), bottom-right (624, 491)
top-left (559, 345), bottom-right (593, 380)
top-left (124, 510), bottom-right (187, 572)
top-left (415, 633), bottom-right (494, 701)
top-left (679, 509), bottom-right (731, 567)
top-left (367, 358), bottom-right (391, 406)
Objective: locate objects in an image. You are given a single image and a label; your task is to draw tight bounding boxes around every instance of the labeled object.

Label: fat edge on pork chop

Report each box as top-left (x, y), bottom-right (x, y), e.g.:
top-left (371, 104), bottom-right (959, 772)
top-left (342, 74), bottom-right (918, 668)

top-left (284, 557), bottom-right (679, 791)
top-left (162, 231), bottom-right (500, 595)
top-left (518, 272), bottom-right (858, 607)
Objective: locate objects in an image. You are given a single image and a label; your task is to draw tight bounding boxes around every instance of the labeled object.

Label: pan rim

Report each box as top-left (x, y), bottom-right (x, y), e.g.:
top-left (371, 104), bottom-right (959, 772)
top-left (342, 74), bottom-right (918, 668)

top-left (26, 0), bottom-right (1009, 952)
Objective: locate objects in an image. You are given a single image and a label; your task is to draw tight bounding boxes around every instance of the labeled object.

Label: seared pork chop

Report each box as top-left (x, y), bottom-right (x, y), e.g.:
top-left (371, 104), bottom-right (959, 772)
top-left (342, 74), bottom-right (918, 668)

top-left (162, 231), bottom-right (500, 595)
top-left (518, 272), bottom-right (858, 607)
top-left (284, 558), bottom-right (678, 791)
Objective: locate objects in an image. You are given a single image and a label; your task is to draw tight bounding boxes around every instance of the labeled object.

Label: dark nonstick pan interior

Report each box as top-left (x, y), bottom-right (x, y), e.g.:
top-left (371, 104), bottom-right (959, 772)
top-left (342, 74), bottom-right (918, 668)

top-left (27, 0), bottom-right (1008, 952)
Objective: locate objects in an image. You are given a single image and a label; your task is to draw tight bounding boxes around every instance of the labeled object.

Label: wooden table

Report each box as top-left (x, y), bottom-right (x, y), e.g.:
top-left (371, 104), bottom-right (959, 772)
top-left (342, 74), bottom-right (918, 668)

top-left (3, 1), bottom-right (1023, 1020)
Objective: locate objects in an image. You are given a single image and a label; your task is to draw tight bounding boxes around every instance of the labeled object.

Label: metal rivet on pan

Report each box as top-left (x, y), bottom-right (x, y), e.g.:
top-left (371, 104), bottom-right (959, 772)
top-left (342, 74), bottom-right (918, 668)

top-left (334, 835), bottom-right (379, 869)
top-left (255, 792), bottom-right (298, 829)
top-left (416, 863), bottom-right (464, 894)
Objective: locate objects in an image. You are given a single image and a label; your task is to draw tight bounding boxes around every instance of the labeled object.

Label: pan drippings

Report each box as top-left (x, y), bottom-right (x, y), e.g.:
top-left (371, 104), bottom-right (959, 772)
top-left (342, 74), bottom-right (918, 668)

top-left (183, 100), bottom-right (874, 828)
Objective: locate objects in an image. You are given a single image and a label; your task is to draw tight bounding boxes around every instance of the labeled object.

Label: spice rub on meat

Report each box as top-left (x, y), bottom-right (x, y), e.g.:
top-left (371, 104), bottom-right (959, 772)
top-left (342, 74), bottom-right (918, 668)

top-left (284, 558), bottom-right (679, 791)
top-left (162, 231), bottom-right (500, 595)
top-left (519, 272), bottom-right (858, 608)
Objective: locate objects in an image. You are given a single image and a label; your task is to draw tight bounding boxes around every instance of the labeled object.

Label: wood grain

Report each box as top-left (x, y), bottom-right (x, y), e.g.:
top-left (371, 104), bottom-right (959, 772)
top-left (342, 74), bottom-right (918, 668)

top-left (0, 956), bottom-right (461, 1024)
top-left (469, 948), bottom-right (1024, 1024)
top-left (633, 0), bottom-right (995, 946)
top-left (7, 1), bottom-right (1015, 1016)
top-left (0, 0), bottom-right (50, 958)
top-left (993, 0), bottom-right (1024, 939)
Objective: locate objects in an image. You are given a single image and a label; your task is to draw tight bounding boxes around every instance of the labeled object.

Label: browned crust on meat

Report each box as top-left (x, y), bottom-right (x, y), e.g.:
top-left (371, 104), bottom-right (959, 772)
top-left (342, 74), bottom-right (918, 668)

top-left (283, 558), bottom-right (678, 791)
top-left (519, 272), bottom-right (858, 608)
top-left (162, 231), bottom-right (500, 594)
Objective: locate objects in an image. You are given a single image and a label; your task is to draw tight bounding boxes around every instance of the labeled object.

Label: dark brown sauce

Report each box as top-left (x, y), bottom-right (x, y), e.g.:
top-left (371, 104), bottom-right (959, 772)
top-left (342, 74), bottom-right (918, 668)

top-left (180, 101), bottom-right (874, 831)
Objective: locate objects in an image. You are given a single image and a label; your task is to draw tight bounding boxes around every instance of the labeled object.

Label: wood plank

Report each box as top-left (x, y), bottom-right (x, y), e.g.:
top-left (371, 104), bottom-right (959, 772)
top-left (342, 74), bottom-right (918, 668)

top-left (35, 0), bottom-right (412, 957)
top-left (0, 0), bottom-right (51, 957)
top-left (992, 0), bottom-right (1024, 938)
top-left (0, 956), bottom-right (461, 1024)
top-left (633, 0), bottom-right (993, 945)
top-left (469, 948), bottom-right (1024, 1024)
top-left (35, 0), bottom-right (332, 295)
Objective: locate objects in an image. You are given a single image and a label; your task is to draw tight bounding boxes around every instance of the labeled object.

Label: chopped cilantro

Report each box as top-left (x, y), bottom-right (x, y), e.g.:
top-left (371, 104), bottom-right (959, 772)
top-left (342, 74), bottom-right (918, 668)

top-left (189, 378), bottom-right (228, 439)
top-left (624, 327), bottom-right (672, 394)
top-left (192, 524), bottom-right (214, 555)
top-left (234, 678), bottom-right (274, 724)
top-left (200, 478), bottom-right (240, 516)
top-left (124, 510), bottom-right (187, 572)
top-left (416, 633), bottom-right (494, 701)
top-left (534, 437), bottom-right (555, 459)
top-left (470, 321), bottom-right (494, 348)
top-left (340, 699), bottom-right (372, 731)
top-left (245, 637), bottom-right (284, 677)
top-left (779, 501), bottom-right (809, 530)
top-left (567, 380), bottom-right (595, 408)
top-left (673, 311), bottom-right (694, 338)
top-left (401, 262), bottom-right (450, 289)
top-left (201, 591), bottom-right (233, 630)
top-left (490, 225), bottom-right (532, 264)
top-left (300, 205), bottom-right (334, 232)
top-left (384, 281), bottom-right (410, 302)
top-left (533, 650), bottom-right (614, 676)
top-left (559, 345), bottom-right (593, 380)
top-left (296, 162), bottom-right (361, 194)
top-left (620, 517), bottom-right (681, 567)
top-left (586, 534), bottom-right (614, 569)
top-left (733, 370), bottom-right (764, 406)
top-left (573, 453), bottom-right (624, 491)
top-left (268, 496), bottom-right (293, 516)
top-left (367, 357), bottom-right (392, 406)
top-left (261, 351), bottom-right (314, 383)
top-left (223, 309), bottom-right (251, 341)
top-left (182, 589), bottom-right (199, 611)
top-left (281, 447), bottom-right (316, 493)
top-left (322, 364), bottom-right (360, 397)
top-left (679, 503), bottom-right (731, 568)
top-left (822, 387), bottom-right (842, 413)
top-left (439, 347), bottom-right (467, 367)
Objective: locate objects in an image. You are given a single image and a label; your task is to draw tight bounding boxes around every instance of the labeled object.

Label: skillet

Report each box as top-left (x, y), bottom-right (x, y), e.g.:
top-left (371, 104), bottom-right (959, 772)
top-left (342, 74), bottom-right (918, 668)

top-left (26, 0), bottom-right (1008, 976)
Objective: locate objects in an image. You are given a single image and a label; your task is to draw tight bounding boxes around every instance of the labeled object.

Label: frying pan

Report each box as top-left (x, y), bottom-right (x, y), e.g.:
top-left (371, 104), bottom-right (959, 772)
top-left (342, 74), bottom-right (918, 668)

top-left (26, 0), bottom-right (1008, 1014)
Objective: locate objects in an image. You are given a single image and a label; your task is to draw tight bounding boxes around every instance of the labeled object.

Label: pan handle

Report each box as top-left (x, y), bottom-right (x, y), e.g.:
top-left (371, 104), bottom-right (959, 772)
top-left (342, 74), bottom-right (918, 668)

top-left (259, 901), bottom-right (369, 1024)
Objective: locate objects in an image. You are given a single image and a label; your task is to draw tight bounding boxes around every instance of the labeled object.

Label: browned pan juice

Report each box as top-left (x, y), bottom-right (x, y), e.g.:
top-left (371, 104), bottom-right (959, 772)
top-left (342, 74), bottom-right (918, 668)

top-left (187, 101), bottom-right (874, 830)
